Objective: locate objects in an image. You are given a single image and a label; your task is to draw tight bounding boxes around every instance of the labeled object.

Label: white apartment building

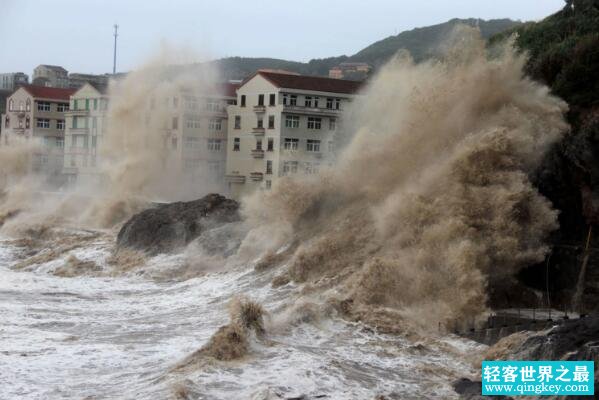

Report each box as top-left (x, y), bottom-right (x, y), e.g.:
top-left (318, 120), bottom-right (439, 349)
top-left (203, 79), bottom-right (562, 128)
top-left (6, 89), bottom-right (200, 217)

top-left (33, 65), bottom-right (69, 88)
top-left (225, 70), bottom-right (362, 199)
top-left (1, 85), bottom-right (75, 181)
top-left (63, 82), bottom-right (109, 184)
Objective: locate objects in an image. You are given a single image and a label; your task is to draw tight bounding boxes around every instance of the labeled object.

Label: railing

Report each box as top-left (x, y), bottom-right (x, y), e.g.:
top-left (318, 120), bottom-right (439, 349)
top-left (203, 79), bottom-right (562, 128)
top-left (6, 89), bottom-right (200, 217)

top-left (283, 104), bottom-right (341, 116)
top-left (251, 149), bottom-right (264, 158)
top-left (250, 172), bottom-right (263, 181)
top-left (252, 127), bottom-right (265, 135)
top-left (253, 105), bottom-right (266, 113)
top-left (447, 308), bottom-right (581, 345)
top-left (225, 174), bottom-right (245, 183)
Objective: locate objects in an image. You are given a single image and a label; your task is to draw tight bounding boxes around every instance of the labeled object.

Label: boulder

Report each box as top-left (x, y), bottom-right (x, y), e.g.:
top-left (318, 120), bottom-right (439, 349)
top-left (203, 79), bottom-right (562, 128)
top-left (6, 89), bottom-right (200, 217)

top-left (116, 193), bottom-right (239, 255)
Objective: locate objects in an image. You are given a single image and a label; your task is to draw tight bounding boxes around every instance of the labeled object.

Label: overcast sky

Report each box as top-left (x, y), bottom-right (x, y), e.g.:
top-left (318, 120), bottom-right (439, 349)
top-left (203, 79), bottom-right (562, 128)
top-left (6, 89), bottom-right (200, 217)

top-left (0, 0), bottom-right (564, 76)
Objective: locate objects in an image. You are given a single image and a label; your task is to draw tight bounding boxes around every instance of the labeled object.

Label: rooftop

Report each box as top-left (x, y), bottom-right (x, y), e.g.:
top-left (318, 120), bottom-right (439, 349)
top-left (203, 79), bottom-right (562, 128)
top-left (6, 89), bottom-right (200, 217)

top-left (249, 70), bottom-right (363, 94)
top-left (20, 85), bottom-right (76, 101)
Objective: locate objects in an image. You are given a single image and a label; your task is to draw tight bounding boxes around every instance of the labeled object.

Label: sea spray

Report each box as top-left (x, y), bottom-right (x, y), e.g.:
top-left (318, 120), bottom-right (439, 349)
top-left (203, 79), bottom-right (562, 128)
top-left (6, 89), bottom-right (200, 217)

top-left (240, 27), bottom-right (569, 329)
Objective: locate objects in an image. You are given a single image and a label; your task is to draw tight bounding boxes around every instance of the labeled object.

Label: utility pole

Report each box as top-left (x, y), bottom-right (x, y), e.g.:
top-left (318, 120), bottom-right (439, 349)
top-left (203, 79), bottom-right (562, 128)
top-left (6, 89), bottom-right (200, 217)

top-left (113, 24), bottom-right (119, 75)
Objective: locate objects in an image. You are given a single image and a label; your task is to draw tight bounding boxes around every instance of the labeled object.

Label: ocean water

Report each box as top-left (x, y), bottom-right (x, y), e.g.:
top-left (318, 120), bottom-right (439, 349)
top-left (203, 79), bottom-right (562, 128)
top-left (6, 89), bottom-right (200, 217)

top-left (0, 232), bottom-right (483, 400)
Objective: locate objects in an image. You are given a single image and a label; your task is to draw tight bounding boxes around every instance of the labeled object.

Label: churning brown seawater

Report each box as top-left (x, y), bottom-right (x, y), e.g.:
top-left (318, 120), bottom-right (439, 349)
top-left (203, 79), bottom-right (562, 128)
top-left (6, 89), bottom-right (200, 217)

top-left (0, 27), bottom-right (568, 399)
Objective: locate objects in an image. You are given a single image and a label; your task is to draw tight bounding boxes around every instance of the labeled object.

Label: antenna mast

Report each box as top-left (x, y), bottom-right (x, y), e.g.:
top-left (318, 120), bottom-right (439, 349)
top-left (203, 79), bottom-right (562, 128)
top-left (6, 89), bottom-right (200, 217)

top-left (113, 24), bottom-right (119, 74)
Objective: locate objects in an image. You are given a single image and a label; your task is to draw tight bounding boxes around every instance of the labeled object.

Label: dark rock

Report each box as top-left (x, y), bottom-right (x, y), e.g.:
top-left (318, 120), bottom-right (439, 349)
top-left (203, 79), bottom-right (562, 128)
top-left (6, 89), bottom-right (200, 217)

top-left (499, 314), bottom-right (599, 361)
top-left (116, 194), bottom-right (239, 255)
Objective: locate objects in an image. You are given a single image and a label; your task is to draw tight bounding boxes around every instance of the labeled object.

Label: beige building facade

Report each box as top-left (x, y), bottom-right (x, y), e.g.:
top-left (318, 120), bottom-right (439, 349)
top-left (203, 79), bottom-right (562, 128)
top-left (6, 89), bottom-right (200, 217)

top-left (1, 85), bottom-right (75, 179)
top-left (63, 83), bottom-right (109, 184)
top-left (225, 70), bottom-right (361, 199)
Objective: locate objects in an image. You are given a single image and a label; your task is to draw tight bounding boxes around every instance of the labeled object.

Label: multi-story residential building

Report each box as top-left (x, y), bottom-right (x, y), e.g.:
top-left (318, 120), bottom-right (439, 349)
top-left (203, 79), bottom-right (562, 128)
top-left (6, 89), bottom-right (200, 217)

top-left (2, 85), bottom-right (76, 179)
top-left (225, 70), bottom-right (362, 199)
top-left (67, 73), bottom-right (110, 89)
top-left (63, 82), bottom-right (109, 184)
top-left (152, 82), bottom-right (238, 189)
top-left (0, 72), bottom-right (29, 91)
top-left (328, 62), bottom-right (372, 80)
top-left (33, 65), bottom-right (69, 88)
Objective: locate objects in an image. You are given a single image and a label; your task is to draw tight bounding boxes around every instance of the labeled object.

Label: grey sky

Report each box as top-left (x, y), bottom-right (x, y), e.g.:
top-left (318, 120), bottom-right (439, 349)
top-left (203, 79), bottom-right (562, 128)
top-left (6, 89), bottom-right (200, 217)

top-left (0, 0), bottom-right (564, 76)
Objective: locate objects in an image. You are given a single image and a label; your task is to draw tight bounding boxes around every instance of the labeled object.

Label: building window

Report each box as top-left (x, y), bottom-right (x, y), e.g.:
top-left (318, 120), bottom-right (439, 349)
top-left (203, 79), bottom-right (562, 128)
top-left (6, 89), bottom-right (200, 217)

top-left (26, 99), bottom-right (31, 111)
top-left (206, 98), bottom-right (219, 111)
top-left (335, 98), bottom-right (341, 110)
top-left (285, 115), bottom-right (299, 128)
top-left (256, 139), bottom-right (262, 151)
top-left (307, 139), bottom-right (321, 152)
top-left (328, 141), bottom-right (334, 152)
top-left (284, 138), bottom-right (299, 150)
top-left (234, 115), bottom-right (241, 129)
top-left (185, 96), bottom-right (199, 110)
top-left (41, 154), bottom-right (49, 165)
top-left (314, 97), bottom-right (319, 108)
top-left (85, 99), bottom-right (90, 110)
top-left (57, 137), bottom-right (64, 148)
top-left (283, 161), bottom-right (298, 175)
top-left (25, 116), bottom-right (30, 129)
top-left (258, 94), bottom-right (264, 106)
top-left (326, 97), bottom-right (334, 109)
top-left (233, 137), bottom-right (240, 151)
top-left (184, 136), bottom-right (200, 148)
top-left (257, 118), bottom-right (263, 128)
top-left (268, 115), bottom-right (275, 129)
top-left (57, 103), bottom-right (68, 112)
top-left (37, 101), bottom-right (51, 112)
top-left (207, 139), bottom-right (222, 151)
top-left (290, 95), bottom-right (297, 106)
top-left (305, 162), bottom-right (320, 174)
top-left (36, 118), bottom-right (50, 128)
top-left (92, 117), bottom-right (97, 129)
top-left (172, 137), bottom-right (178, 149)
top-left (8, 99), bottom-right (13, 111)
top-left (209, 118), bottom-right (222, 131)
top-left (267, 138), bottom-right (274, 151)
top-left (4, 116), bottom-right (8, 128)
top-left (269, 94), bottom-right (275, 106)
top-left (73, 99), bottom-right (79, 110)
top-left (329, 118), bottom-right (336, 130)
top-left (304, 96), bottom-right (312, 107)
top-left (307, 117), bottom-right (322, 130)
top-left (266, 160), bottom-right (273, 174)
top-left (91, 136), bottom-right (97, 148)
top-left (94, 98), bottom-right (98, 110)
top-left (240, 95), bottom-right (246, 107)
top-left (172, 117), bottom-right (178, 130)
top-left (186, 117), bottom-right (201, 129)
top-left (265, 180), bottom-right (272, 189)
top-left (173, 97), bottom-right (179, 108)
top-left (57, 120), bottom-right (65, 130)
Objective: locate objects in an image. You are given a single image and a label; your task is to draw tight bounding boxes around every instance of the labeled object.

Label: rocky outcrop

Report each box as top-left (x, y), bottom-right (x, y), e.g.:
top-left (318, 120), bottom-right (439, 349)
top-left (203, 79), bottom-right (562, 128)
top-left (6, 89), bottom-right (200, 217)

top-left (454, 316), bottom-right (599, 398)
top-left (116, 194), bottom-right (239, 255)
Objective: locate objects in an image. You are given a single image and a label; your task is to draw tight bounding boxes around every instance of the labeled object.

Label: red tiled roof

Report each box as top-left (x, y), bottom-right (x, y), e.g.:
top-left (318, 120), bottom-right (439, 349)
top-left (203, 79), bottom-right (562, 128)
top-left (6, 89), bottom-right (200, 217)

top-left (20, 85), bottom-right (76, 101)
top-left (219, 82), bottom-right (240, 97)
top-left (252, 70), bottom-right (363, 94)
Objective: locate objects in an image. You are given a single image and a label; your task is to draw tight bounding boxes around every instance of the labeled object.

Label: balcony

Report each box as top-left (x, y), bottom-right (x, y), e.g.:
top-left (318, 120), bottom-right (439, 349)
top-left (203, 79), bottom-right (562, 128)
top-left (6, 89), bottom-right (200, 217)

top-left (250, 172), bottom-right (263, 181)
top-left (65, 109), bottom-right (89, 117)
top-left (253, 105), bottom-right (266, 113)
top-left (283, 105), bottom-right (340, 117)
top-left (252, 127), bottom-right (265, 135)
top-left (251, 149), bottom-right (264, 158)
top-left (12, 127), bottom-right (25, 134)
top-left (225, 174), bottom-right (246, 184)
top-left (309, 152), bottom-right (323, 158)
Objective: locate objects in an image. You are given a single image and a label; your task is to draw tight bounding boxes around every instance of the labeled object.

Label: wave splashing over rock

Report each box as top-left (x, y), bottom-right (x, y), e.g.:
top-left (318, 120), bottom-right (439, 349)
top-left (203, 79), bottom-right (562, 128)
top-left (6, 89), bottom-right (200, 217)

top-left (241, 27), bottom-right (569, 329)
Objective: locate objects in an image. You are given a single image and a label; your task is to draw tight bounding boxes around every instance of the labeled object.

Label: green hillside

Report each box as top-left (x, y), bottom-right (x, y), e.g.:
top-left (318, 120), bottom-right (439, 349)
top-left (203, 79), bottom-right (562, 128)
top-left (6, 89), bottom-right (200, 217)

top-left (351, 18), bottom-right (521, 65)
top-left (214, 18), bottom-right (522, 80)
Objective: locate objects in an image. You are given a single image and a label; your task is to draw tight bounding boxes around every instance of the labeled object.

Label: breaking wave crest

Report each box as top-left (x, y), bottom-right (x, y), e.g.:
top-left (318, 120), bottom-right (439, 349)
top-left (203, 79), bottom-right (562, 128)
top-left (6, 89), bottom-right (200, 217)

top-left (240, 27), bottom-right (568, 329)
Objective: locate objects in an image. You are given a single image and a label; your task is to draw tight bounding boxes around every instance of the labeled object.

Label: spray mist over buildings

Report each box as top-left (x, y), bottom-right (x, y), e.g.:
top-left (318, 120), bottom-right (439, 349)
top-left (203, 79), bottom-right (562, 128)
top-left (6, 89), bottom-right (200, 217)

top-left (239, 27), bottom-right (568, 328)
